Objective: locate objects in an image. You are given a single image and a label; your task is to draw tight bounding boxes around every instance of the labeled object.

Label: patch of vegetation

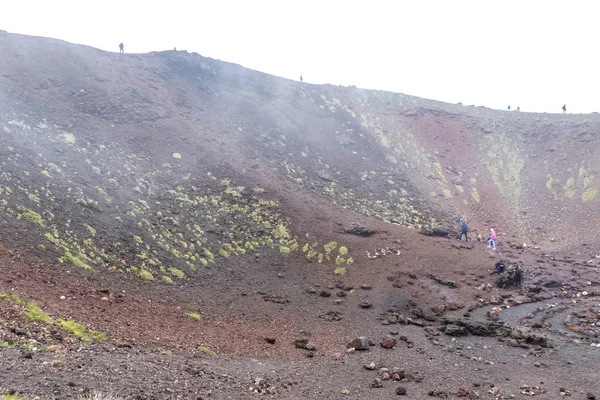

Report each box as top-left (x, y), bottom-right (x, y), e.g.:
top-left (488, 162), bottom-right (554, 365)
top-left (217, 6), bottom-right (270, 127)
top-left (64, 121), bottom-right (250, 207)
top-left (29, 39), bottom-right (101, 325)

top-left (168, 267), bottom-right (186, 279)
top-left (19, 209), bottom-right (44, 227)
top-left (186, 312), bottom-right (201, 321)
top-left (138, 269), bottom-right (154, 280)
top-left (0, 293), bottom-right (53, 323)
top-left (198, 345), bottom-right (216, 356)
top-left (582, 188), bottom-right (598, 202)
top-left (59, 251), bottom-right (93, 270)
top-left (334, 267), bottom-right (347, 275)
top-left (54, 319), bottom-right (107, 341)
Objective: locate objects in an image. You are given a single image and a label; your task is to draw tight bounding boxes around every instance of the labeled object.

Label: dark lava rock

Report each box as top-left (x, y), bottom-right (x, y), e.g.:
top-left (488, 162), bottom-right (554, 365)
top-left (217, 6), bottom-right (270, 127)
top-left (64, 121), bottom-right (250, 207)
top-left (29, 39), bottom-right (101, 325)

top-left (391, 368), bottom-right (405, 380)
top-left (12, 326), bottom-right (27, 336)
top-left (396, 386), bottom-right (407, 395)
top-left (347, 337), bottom-right (374, 350)
top-left (443, 324), bottom-right (468, 336)
top-left (319, 290), bottom-right (331, 298)
top-left (371, 378), bottom-right (383, 388)
top-left (359, 301), bottom-right (372, 309)
top-left (344, 222), bottom-right (376, 237)
top-left (264, 337), bottom-right (276, 345)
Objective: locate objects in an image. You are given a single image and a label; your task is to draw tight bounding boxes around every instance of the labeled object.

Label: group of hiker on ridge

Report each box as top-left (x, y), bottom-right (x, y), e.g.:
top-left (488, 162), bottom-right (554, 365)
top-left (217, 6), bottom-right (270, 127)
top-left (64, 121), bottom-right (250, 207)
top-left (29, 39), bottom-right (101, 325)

top-left (118, 43), bottom-right (177, 54)
top-left (456, 217), bottom-right (496, 250)
top-left (508, 104), bottom-right (567, 113)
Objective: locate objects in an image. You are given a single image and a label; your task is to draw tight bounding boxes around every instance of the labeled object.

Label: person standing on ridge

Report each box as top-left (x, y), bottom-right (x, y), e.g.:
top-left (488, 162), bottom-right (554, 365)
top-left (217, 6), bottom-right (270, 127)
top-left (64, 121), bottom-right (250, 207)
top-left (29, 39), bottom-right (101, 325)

top-left (300, 75), bottom-right (303, 83)
top-left (458, 220), bottom-right (469, 242)
top-left (507, 105), bottom-right (511, 111)
top-left (562, 104), bottom-right (567, 113)
top-left (119, 42), bottom-right (124, 53)
top-left (516, 106), bottom-right (520, 111)
top-left (488, 228), bottom-right (497, 250)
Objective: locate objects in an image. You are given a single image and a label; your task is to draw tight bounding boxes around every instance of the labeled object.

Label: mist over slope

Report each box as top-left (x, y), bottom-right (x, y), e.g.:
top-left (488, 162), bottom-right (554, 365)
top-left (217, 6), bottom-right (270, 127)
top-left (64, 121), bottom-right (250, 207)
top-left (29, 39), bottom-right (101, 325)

top-left (1, 32), bottom-right (600, 279)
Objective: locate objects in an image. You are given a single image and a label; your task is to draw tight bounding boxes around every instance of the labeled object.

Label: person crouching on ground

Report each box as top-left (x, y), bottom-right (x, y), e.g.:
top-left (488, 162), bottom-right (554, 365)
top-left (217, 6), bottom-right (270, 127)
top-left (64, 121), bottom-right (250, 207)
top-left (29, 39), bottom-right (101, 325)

top-left (488, 228), bottom-right (497, 250)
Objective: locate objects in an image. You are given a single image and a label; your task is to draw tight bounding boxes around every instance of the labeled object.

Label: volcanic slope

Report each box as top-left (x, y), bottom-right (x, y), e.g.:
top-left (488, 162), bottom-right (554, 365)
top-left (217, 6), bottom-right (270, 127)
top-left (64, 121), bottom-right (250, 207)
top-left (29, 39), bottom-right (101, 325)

top-left (0, 33), bottom-right (600, 399)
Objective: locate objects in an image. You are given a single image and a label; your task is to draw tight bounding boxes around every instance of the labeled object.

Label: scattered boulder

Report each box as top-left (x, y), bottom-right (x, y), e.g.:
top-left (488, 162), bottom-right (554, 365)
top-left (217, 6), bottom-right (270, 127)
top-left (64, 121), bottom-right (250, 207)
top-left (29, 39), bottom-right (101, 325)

top-left (359, 301), bottom-right (372, 309)
top-left (264, 337), bottom-right (276, 345)
top-left (396, 386), bottom-right (407, 395)
top-left (294, 339), bottom-right (316, 351)
top-left (344, 222), bottom-right (376, 237)
top-left (11, 326), bottom-right (27, 336)
top-left (443, 324), bottom-right (468, 337)
top-left (364, 361), bottom-right (376, 370)
top-left (347, 337), bottom-right (374, 351)
top-left (371, 378), bottom-right (383, 388)
top-left (380, 336), bottom-right (397, 349)
top-left (391, 368), bottom-right (405, 381)
top-left (419, 226), bottom-right (451, 237)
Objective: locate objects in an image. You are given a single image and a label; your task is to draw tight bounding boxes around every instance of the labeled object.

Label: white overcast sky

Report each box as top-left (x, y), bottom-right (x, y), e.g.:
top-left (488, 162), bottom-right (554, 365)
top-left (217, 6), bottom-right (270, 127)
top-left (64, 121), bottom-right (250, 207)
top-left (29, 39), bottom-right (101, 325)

top-left (2, 1), bottom-right (599, 113)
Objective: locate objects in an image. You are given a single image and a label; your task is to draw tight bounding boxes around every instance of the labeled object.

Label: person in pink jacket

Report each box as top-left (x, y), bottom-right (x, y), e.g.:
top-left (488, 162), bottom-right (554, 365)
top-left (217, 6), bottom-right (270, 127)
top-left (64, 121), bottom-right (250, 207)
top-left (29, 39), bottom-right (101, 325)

top-left (488, 228), bottom-right (497, 250)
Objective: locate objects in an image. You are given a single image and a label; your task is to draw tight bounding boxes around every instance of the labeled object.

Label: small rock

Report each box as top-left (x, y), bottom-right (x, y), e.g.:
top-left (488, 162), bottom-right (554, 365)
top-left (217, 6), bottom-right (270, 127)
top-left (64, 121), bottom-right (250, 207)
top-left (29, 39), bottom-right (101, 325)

top-left (396, 386), bottom-right (407, 395)
top-left (12, 327), bottom-right (27, 336)
top-left (47, 345), bottom-right (61, 352)
top-left (50, 359), bottom-right (63, 368)
top-left (306, 288), bottom-right (317, 294)
top-left (304, 342), bottom-right (317, 351)
top-left (391, 368), bottom-right (405, 381)
top-left (359, 301), bottom-right (372, 309)
top-left (21, 350), bottom-right (33, 359)
top-left (380, 335), bottom-right (397, 349)
top-left (443, 324), bottom-right (468, 336)
top-left (264, 338), bottom-right (276, 345)
top-left (534, 362), bottom-right (541, 367)
top-left (319, 290), bottom-right (331, 298)
top-left (347, 337), bottom-right (374, 350)
top-left (364, 361), bottom-right (376, 370)
top-left (371, 378), bottom-right (383, 388)
top-left (360, 284), bottom-right (373, 290)
top-left (381, 371), bottom-right (391, 380)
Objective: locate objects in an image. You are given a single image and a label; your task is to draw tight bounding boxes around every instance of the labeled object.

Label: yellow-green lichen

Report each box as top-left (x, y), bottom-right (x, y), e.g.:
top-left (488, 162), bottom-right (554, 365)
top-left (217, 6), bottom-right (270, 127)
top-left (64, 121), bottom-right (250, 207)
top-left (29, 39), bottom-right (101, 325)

top-left (471, 188), bottom-right (480, 203)
top-left (20, 209), bottom-right (44, 226)
top-left (186, 312), bottom-right (201, 321)
top-left (582, 188), bottom-right (598, 202)
top-left (138, 270), bottom-right (154, 280)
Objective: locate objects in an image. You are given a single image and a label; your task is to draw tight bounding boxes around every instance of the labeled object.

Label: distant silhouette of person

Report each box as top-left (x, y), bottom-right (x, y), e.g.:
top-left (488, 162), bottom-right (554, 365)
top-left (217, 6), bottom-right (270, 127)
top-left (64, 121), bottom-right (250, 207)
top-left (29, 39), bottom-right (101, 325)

top-left (516, 106), bottom-right (520, 111)
top-left (507, 105), bottom-right (511, 110)
top-left (173, 47), bottom-right (177, 51)
top-left (300, 75), bottom-right (303, 83)
top-left (119, 42), bottom-right (124, 53)
top-left (562, 104), bottom-right (567, 113)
